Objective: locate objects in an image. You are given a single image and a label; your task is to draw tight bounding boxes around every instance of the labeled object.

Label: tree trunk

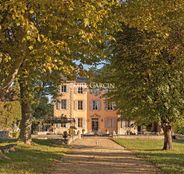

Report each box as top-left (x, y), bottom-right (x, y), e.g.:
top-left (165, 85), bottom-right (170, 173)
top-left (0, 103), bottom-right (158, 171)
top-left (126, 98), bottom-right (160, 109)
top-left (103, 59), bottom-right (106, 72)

top-left (0, 56), bottom-right (24, 101)
top-left (19, 79), bottom-right (32, 144)
top-left (162, 123), bottom-right (173, 150)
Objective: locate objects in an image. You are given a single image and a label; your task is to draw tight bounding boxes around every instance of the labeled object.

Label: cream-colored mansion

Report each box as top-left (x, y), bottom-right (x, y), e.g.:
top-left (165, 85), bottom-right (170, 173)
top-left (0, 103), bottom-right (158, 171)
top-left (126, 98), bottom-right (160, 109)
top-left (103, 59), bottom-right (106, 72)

top-left (53, 77), bottom-right (137, 135)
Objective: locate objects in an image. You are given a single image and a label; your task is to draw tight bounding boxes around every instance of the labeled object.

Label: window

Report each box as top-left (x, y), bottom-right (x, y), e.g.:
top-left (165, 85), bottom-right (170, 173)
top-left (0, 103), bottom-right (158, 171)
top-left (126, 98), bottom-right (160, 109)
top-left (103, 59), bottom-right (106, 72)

top-left (125, 121), bottom-right (130, 128)
top-left (78, 87), bottom-right (83, 94)
top-left (105, 118), bottom-right (111, 128)
top-left (61, 85), bottom-right (67, 92)
top-left (106, 102), bottom-right (113, 110)
top-left (92, 100), bottom-right (100, 110)
top-left (56, 101), bottom-right (60, 110)
top-left (61, 99), bottom-right (67, 109)
top-left (61, 123), bottom-right (66, 127)
top-left (78, 100), bottom-right (83, 110)
top-left (90, 88), bottom-right (100, 96)
top-left (105, 101), bottom-right (115, 110)
top-left (78, 118), bottom-right (83, 127)
top-left (104, 118), bottom-right (116, 128)
top-left (56, 123), bottom-right (66, 128)
top-left (56, 123), bottom-right (61, 128)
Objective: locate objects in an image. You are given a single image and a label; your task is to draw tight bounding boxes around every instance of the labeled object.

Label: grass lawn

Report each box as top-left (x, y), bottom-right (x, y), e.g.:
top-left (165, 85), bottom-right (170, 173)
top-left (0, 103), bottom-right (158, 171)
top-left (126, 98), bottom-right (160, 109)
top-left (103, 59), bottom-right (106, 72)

top-left (114, 138), bottom-right (184, 174)
top-left (0, 139), bottom-right (67, 174)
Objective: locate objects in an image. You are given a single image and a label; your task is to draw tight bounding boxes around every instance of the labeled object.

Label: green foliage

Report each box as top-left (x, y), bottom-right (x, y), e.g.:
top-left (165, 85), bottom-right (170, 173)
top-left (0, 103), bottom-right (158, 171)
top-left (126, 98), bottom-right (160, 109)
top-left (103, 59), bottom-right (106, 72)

top-left (173, 120), bottom-right (184, 135)
top-left (0, 0), bottom-right (121, 97)
top-left (32, 97), bottom-right (53, 120)
top-left (99, 0), bottom-right (184, 125)
top-left (0, 0), bottom-right (123, 141)
top-left (0, 101), bottom-right (21, 130)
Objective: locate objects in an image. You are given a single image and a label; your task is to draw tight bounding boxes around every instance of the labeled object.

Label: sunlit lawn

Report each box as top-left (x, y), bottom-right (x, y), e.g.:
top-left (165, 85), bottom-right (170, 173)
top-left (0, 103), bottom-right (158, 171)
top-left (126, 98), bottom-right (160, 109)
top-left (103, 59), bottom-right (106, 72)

top-left (114, 138), bottom-right (184, 174)
top-left (0, 139), bottom-right (67, 174)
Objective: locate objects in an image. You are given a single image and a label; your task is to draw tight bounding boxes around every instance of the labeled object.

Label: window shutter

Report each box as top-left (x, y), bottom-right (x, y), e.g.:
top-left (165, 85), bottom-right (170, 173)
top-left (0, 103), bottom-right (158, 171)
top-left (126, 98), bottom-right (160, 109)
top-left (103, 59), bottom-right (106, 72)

top-left (104, 118), bottom-right (108, 128)
top-left (97, 101), bottom-right (101, 110)
top-left (60, 100), bottom-right (62, 110)
top-left (73, 100), bottom-right (76, 110)
top-left (77, 118), bottom-right (79, 127)
top-left (66, 100), bottom-right (69, 110)
top-left (76, 100), bottom-right (78, 110)
top-left (108, 118), bottom-right (111, 128)
top-left (76, 87), bottom-right (79, 94)
top-left (82, 100), bottom-right (84, 110)
top-left (83, 118), bottom-right (85, 128)
top-left (112, 118), bottom-right (116, 128)
top-left (75, 118), bottom-right (78, 127)
top-left (90, 101), bottom-right (93, 110)
top-left (83, 101), bottom-right (86, 110)
top-left (104, 101), bottom-right (107, 110)
top-left (56, 100), bottom-right (60, 110)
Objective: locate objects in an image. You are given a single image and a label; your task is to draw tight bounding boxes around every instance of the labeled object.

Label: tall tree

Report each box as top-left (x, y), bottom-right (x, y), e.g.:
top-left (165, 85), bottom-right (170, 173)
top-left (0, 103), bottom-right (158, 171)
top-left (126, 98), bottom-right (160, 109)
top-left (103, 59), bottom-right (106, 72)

top-left (1, 0), bottom-right (121, 143)
top-left (90, 0), bottom-right (184, 150)
top-left (101, 24), bottom-right (184, 150)
top-left (0, 0), bottom-right (120, 99)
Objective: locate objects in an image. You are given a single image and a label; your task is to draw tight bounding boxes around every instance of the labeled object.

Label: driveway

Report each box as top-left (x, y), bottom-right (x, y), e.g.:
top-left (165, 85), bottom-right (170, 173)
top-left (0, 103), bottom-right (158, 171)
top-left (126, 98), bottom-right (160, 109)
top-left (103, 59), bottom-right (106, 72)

top-left (50, 137), bottom-right (162, 174)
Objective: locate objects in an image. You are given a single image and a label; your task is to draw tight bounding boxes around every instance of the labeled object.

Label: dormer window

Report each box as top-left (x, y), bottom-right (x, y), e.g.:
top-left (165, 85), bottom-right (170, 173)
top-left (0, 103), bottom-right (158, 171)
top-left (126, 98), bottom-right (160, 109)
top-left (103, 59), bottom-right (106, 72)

top-left (78, 87), bottom-right (83, 94)
top-left (61, 85), bottom-right (67, 93)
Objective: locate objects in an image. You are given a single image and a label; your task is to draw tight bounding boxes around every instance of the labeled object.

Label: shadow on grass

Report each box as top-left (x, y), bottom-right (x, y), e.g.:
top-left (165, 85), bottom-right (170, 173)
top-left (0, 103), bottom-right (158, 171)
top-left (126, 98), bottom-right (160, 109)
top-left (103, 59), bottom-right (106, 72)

top-left (140, 148), bottom-right (162, 151)
top-left (174, 139), bottom-right (184, 144)
top-left (0, 138), bottom-right (18, 144)
top-left (32, 139), bottom-right (65, 147)
top-left (137, 151), bottom-right (184, 174)
top-left (0, 139), bottom-right (65, 174)
top-left (0, 138), bottom-right (65, 147)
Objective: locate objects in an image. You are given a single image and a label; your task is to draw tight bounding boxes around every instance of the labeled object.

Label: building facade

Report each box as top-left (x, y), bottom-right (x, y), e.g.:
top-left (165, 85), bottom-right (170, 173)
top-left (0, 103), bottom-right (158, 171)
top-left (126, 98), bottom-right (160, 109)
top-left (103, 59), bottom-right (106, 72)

top-left (53, 78), bottom-right (137, 135)
top-left (54, 78), bottom-right (88, 134)
top-left (87, 89), bottom-right (118, 134)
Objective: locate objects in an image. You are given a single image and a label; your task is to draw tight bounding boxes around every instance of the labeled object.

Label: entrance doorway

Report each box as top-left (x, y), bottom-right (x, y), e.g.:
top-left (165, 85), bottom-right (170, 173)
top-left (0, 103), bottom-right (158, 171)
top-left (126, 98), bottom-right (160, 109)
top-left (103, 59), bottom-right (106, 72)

top-left (92, 118), bottom-right (99, 133)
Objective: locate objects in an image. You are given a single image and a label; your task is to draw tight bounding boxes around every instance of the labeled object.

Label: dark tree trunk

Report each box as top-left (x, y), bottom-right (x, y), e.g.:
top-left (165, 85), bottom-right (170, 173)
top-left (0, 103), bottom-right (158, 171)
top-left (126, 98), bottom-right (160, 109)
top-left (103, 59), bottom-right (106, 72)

top-left (19, 79), bottom-right (32, 144)
top-left (162, 123), bottom-right (173, 150)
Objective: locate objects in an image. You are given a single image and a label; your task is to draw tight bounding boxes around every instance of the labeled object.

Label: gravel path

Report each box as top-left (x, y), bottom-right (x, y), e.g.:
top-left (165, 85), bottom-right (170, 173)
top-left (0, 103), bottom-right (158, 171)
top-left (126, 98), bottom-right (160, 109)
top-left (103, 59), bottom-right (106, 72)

top-left (51, 137), bottom-right (162, 174)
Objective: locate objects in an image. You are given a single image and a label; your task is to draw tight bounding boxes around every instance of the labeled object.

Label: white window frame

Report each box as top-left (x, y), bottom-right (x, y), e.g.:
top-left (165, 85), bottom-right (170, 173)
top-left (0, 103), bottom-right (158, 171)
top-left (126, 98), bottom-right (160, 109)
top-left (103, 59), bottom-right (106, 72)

top-left (107, 102), bottom-right (113, 110)
top-left (61, 85), bottom-right (67, 93)
top-left (92, 100), bottom-right (100, 110)
top-left (77, 118), bottom-right (83, 127)
top-left (61, 99), bottom-right (67, 109)
top-left (61, 123), bottom-right (66, 127)
top-left (104, 118), bottom-right (116, 128)
top-left (77, 87), bottom-right (83, 94)
top-left (77, 100), bottom-right (83, 110)
top-left (56, 100), bottom-right (60, 110)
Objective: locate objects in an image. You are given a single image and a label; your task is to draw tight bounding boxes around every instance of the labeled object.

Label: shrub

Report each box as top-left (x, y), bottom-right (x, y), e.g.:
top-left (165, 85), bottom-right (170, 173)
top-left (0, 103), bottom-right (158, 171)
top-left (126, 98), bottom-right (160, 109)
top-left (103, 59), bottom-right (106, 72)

top-left (173, 120), bottom-right (184, 135)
